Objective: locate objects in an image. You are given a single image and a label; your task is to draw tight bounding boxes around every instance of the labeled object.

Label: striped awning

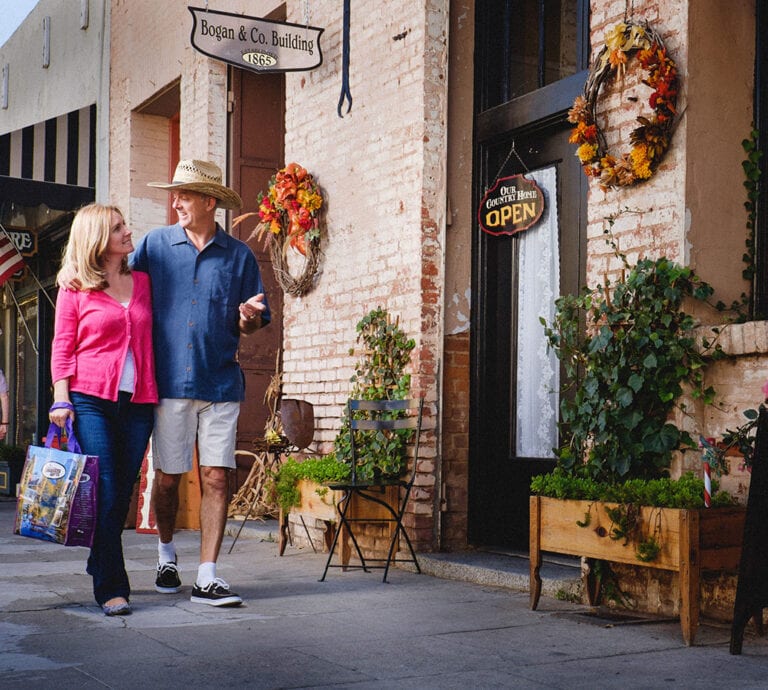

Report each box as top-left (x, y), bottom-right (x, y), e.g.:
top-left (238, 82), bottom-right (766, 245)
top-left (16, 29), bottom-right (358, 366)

top-left (0, 104), bottom-right (95, 189)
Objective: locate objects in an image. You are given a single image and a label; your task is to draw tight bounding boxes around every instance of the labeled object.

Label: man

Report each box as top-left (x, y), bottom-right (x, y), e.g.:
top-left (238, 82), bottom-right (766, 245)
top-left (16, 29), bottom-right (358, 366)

top-left (134, 159), bottom-right (270, 607)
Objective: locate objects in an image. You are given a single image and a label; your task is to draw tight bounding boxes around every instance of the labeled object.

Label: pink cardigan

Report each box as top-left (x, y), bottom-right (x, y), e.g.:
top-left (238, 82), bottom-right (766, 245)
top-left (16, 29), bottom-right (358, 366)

top-left (51, 271), bottom-right (158, 403)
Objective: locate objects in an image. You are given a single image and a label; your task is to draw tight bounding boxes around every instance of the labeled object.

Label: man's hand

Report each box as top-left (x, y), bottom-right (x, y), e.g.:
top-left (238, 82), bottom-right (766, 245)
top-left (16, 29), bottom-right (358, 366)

top-left (238, 294), bottom-right (266, 332)
top-left (56, 265), bottom-right (82, 290)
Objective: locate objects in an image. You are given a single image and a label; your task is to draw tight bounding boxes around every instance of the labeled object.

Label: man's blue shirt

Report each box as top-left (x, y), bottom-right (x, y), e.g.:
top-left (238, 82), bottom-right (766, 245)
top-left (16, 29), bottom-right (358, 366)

top-left (131, 223), bottom-right (270, 402)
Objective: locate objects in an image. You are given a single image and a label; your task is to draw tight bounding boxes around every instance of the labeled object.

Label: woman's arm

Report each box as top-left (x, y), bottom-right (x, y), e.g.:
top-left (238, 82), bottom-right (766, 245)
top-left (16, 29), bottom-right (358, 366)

top-left (50, 289), bottom-right (80, 384)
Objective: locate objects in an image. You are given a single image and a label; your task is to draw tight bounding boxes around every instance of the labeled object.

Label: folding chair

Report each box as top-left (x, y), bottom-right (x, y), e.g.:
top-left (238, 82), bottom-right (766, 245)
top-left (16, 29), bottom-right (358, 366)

top-left (319, 398), bottom-right (424, 582)
top-left (228, 399), bottom-right (315, 554)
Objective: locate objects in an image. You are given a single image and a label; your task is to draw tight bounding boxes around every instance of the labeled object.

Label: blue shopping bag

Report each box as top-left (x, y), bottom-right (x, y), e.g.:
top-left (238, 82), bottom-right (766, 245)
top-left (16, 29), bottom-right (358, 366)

top-left (14, 420), bottom-right (98, 547)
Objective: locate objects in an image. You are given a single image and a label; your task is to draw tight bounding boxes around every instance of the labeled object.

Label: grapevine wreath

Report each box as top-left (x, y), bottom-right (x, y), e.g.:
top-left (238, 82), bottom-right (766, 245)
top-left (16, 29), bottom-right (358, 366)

top-left (568, 21), bottom-right (678, 189)
top-left (235, 162), bottom-right (323, 297)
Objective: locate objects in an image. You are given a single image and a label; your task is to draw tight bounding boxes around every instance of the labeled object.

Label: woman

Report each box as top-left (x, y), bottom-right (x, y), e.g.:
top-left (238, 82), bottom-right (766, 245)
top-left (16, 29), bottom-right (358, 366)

top-left (50, 203), bottom-right (158, 616)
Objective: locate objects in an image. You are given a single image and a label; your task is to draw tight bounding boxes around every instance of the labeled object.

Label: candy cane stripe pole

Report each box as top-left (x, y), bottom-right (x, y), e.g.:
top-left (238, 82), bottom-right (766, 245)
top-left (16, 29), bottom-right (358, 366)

top-left (703, 461), bottom-right (712, 508)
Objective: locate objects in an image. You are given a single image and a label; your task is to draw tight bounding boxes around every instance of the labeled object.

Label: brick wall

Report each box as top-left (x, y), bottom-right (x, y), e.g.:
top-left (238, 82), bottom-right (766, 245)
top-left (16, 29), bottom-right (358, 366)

top-left (280, 1), bottom-right (449, 552)
top-left (440, 332), bottom-right (470, 549)
top-left (584, 1), bottom-right (689, 287)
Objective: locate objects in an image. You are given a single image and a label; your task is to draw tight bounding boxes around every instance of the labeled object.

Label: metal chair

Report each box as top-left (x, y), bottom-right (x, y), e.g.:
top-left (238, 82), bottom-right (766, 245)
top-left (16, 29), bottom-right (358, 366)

top-left (319, 398), bottom-right (424, 582)
top-left (228, 399), bottom-right (315, 554)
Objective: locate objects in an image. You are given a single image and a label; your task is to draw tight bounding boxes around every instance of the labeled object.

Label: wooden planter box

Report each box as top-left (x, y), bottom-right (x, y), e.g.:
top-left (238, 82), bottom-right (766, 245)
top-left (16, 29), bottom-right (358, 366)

top-left (529, 496), bottom-right (746, 645)
top-left (279, 480), bottom-right (400, 563)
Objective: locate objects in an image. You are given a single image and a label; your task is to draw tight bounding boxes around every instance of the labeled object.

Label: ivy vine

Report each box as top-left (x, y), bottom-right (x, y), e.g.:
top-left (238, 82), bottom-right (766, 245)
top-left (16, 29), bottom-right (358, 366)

top-left (716, 128), bottom-right (763, 320)
top-left (330, 307), bottom-right (416, 481)
top-left (542, 223), bottom-right (725, 482)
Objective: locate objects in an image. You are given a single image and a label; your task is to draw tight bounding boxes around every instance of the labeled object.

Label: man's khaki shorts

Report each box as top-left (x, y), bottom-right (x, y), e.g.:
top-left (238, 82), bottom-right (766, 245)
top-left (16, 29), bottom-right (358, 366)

top-left (151, 398), bottom-right (240, 473)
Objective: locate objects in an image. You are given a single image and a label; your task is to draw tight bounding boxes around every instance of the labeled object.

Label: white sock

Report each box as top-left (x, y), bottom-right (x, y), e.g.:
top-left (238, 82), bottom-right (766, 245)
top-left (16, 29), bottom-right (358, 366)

top-left (197, 562), bottom-right (216, 587)
top-left (158, 540), bottom-right (176, 565)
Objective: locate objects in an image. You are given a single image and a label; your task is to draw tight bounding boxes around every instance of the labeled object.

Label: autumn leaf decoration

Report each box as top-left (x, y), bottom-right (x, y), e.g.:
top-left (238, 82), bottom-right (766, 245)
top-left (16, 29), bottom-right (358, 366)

top-left (568, 22), bottom-right (679, 190)
top-left (234, 163), bottom-right (324, 297)
top-left (251, 162), bottom-right (323, 256)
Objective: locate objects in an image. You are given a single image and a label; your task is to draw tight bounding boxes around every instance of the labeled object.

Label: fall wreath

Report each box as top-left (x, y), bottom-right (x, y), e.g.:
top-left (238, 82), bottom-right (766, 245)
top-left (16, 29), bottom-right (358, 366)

top-left (235, 162), bottom-right (323, 297)
top-left (568, 22), bottom-right (678, 189)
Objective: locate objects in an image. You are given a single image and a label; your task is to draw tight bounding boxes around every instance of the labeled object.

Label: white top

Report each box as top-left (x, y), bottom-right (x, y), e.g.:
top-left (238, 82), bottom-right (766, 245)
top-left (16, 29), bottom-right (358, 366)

top-left (118, 301), bottom-right (135, 393)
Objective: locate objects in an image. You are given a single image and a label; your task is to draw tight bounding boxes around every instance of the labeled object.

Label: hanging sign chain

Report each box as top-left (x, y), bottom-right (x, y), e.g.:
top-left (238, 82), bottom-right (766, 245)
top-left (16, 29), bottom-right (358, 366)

top-left (484, 140), bottom-right (531, 193)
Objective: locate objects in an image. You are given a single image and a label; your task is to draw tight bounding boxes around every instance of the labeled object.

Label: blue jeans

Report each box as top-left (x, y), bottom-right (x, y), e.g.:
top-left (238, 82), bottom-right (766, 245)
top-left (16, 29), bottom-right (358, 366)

top-left (70, 391), bottom-right (154, 606)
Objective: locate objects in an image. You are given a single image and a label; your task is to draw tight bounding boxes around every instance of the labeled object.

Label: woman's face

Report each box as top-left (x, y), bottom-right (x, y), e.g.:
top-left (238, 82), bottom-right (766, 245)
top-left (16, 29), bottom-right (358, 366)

top-left (105, 210), bottom-right (133, 258)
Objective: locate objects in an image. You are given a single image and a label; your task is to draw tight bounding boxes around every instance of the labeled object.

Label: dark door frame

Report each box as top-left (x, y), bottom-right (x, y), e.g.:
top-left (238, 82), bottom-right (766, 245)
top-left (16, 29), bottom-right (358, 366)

top-left (468, 0), bottom-right (589, 549)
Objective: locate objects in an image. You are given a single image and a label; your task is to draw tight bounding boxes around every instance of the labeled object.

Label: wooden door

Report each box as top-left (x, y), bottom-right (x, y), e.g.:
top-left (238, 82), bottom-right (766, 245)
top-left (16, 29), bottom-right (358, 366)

top-left (229, 68), bottom-right (284, 451)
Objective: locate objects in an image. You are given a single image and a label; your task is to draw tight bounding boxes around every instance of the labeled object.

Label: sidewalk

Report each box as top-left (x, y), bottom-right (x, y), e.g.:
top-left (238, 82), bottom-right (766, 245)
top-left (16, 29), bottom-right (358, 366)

top-left (1, 496), bottom-right (767, 689)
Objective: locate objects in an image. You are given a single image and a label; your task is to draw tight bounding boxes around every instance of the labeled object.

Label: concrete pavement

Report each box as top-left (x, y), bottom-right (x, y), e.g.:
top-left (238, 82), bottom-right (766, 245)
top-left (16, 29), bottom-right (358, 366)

top-left (1, 496), bottom-right (767, 689)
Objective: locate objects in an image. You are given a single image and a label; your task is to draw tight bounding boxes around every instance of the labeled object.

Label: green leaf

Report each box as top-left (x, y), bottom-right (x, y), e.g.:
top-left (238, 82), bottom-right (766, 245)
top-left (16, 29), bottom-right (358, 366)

top-left (643, 353), bottom-right (658, 369)
top-left (616, 387), bottom-right (634, 407)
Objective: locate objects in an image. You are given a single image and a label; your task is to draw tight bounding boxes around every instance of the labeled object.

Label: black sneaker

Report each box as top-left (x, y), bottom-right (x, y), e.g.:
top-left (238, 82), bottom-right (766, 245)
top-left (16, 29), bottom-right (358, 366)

top-left (190, 578), bottom-right (243, 607)
top-left (155, 561), bottom-right (181, 593)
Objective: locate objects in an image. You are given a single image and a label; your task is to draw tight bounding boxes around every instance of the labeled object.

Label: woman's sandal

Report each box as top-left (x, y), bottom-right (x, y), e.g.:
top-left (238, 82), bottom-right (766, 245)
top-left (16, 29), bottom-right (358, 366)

top-left (102, 599), bottom-right (132, 616)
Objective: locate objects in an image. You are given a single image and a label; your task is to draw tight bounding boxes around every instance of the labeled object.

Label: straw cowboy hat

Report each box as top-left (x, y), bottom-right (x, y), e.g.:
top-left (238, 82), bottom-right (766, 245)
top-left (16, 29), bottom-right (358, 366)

top-left (147, 159), bottom-right (243, 210)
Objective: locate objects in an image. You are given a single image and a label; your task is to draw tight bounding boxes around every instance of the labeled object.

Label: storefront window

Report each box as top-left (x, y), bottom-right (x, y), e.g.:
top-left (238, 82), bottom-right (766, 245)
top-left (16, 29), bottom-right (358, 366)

top-left (15, 295), bottom-right (38, 445)
top-left (0, 180), bottom-right (91, 445)
top-left (476, 0), bottom-right (585, 110)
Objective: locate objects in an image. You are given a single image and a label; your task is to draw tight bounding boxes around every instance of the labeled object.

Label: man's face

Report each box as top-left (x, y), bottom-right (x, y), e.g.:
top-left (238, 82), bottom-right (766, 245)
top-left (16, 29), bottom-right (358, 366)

top-left (172, 190), bottom-right (215, 230)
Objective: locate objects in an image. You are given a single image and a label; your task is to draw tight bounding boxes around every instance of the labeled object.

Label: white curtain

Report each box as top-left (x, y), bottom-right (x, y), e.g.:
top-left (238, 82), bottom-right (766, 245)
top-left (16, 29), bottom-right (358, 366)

top-left (515, 166), bottom-right (559, 458)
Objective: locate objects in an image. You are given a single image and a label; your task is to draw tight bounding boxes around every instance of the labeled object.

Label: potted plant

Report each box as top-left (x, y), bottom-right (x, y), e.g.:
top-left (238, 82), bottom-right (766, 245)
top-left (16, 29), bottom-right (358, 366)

top-left (274, 307), bottom-right (415, 554)
top-left (531, 231), bottom-right (746, 645)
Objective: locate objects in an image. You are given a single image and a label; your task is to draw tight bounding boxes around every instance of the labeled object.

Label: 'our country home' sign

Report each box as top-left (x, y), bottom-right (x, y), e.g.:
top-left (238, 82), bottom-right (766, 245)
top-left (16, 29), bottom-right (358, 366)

top-left (478, 174), bottom-right (544, 236)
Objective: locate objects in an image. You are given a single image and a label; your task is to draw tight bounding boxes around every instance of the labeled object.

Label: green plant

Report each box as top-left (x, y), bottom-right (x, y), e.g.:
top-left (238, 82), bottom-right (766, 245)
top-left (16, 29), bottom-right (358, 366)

top-left (636, 535), bottom-right (661, 563)
top-left (530, 469), bottom-right (734, 508)
top-left (555, 588), bottom-right (580, 603)
top-left (271, 308), bottom-right (417, 509)
top-left (717, 128), bottom-right (763, 320)
top-left (590, 559), bottom-right (634, 608)
top-left (332, 307), bottom-right (416, 481)
top-left (270, 456), bottom-right (351, 513)
top-left (542, 223), bottom-right (724, 482)
top-left (713, 404), bottom-right (765, 471)
top-left (532, 470), bottom-right (735, 565)
top-left (604, 503), bottom-right (640, 544)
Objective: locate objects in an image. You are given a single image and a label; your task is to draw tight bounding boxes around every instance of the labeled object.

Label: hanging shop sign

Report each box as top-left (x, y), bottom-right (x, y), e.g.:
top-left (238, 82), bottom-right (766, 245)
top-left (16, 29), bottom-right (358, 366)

top-left (188, 7), bottom-right (324, 73)
top-left (478, 174), bottom-right (545, 236)
top-left (5, 228), bottom-right (37, 257)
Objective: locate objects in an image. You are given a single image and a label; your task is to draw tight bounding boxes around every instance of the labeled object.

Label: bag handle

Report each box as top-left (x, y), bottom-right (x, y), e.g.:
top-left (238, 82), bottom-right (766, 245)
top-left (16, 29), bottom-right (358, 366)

top-left (45, 405), bottom-right (82, 454)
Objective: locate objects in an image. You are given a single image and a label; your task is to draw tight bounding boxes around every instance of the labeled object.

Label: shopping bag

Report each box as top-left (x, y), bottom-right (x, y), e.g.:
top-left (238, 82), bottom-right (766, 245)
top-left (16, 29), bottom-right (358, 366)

top-left (14, 420), bottom-right (99, 547)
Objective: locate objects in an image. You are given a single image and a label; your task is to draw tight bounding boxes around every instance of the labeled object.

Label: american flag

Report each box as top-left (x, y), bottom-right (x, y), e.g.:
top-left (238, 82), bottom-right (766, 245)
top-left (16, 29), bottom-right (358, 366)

top-left (0, 235), bottom-right (25, 287)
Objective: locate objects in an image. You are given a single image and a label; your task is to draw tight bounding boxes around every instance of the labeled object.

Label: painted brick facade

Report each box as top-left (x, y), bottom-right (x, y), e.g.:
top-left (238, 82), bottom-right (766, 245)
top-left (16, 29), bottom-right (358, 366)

top-left (279, 2), bottom-right (449, 551)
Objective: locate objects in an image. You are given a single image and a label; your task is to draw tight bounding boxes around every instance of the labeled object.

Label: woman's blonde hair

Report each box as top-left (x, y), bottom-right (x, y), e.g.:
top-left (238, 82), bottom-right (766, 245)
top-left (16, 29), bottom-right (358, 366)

top-left (57, 203), bottom-right (129, 290)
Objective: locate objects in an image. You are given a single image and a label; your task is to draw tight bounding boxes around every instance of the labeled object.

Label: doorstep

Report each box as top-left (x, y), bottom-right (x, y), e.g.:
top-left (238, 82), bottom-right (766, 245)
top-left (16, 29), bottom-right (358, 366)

top-left (415, 549), bottom-right (581, 599)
